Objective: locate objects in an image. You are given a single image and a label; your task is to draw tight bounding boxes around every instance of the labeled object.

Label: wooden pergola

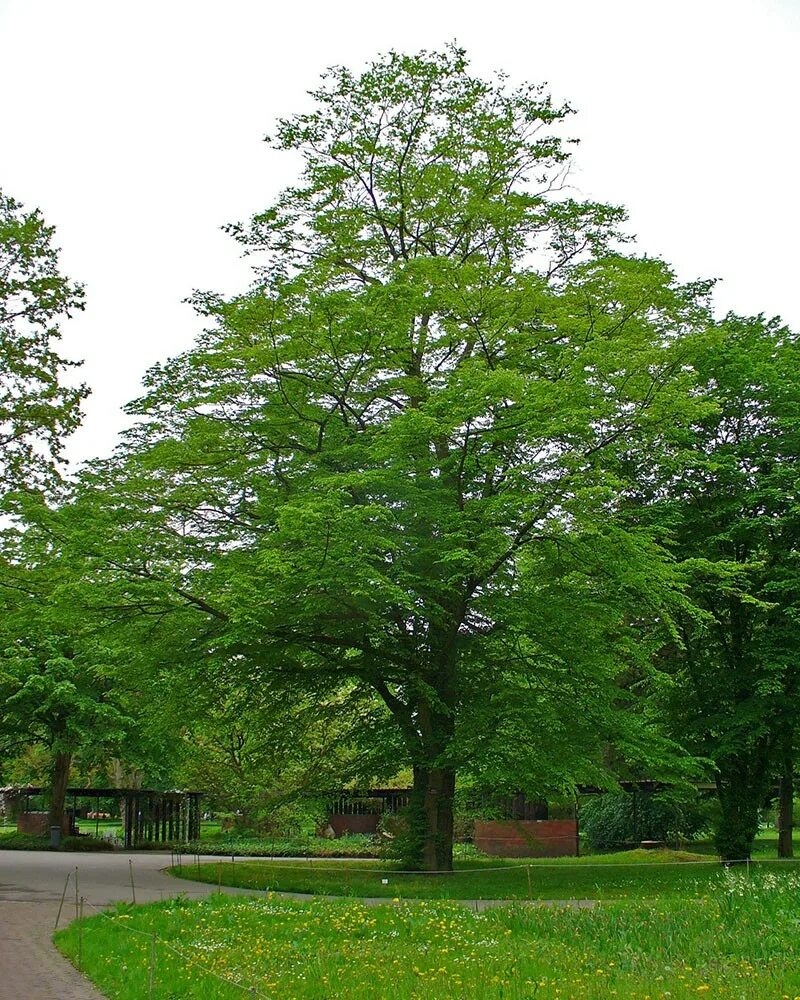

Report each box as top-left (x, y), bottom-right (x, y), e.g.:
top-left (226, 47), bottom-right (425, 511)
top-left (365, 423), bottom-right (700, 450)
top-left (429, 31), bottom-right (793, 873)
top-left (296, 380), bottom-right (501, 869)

top-left (1, 786), bottom-right (202, 848)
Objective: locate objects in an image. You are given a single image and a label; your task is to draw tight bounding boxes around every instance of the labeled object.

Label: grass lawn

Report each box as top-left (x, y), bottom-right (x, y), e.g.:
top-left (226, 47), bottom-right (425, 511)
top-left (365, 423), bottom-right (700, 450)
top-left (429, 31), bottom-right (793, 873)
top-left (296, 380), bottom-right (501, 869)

top-left (55, 868), bottom-right (800, 999)
top-left (167, 848), bottom-right (800, 901)
top-left (0, 829), bottom-right (47, 849)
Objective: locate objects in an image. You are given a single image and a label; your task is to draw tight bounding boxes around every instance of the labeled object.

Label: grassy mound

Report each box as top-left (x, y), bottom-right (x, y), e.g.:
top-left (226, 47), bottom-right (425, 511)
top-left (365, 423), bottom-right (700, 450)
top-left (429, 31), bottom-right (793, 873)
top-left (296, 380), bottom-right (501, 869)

top-left (55, 871), bottom-right (800, 999)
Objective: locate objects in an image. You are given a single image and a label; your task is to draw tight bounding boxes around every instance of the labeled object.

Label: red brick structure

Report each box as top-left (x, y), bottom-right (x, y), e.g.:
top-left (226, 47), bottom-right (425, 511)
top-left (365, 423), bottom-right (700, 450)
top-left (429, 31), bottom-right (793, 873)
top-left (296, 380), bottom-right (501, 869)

top-left (17, 812), bottom-right (71, 837)
top-left (327, 813), bottom-right (380, 837)
top-left (474, 819), bottom-right (578, 857)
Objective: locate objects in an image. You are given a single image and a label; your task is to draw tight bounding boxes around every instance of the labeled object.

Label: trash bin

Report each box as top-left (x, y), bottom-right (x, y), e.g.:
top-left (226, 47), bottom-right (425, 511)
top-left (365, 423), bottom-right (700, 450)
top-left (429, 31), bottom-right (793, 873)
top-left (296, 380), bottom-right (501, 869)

top-left (50, 825), bottom-right (62, 848)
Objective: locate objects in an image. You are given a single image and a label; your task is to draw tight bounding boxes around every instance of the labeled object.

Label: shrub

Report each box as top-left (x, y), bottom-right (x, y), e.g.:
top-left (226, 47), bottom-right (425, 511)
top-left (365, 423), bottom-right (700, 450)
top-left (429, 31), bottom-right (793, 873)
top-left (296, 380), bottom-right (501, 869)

top-left (179, 833), bottom-right (379, 858)
top-left (61, 835), bottom-right (115, 852)
top-left (580, 791), bottom-right (707, 851)
top-left (0, 831), bottom-right (47, 850)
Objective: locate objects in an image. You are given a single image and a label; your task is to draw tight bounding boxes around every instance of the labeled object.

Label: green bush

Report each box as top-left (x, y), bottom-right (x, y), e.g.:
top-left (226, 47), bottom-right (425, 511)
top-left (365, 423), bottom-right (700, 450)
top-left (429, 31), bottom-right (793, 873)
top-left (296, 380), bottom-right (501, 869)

top-left (0, 831), bottom-right (47, 850)
top-left (179, 833), bottom-right (379, 858)
top-left (61, 835), bottom-right (115, 852)
top-left (580, 792), bottom-right (707, 851)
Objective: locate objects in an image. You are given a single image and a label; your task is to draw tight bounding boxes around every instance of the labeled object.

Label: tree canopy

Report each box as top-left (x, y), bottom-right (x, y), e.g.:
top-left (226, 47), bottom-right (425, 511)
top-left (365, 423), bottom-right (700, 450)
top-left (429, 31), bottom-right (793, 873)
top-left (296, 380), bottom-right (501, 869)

top-left (0, 190), bottom-right (88, 492)
top-left (41, 46), bottom-right (723, 868)
top-left (655, 314), bottom-right (800, 858)
top-left (3, 48), bottom-right (796, 866)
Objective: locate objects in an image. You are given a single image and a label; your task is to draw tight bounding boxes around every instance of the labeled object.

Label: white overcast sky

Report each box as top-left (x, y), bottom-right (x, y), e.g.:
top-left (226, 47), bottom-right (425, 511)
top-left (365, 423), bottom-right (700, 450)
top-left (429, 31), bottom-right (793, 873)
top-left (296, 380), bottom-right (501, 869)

top-left (1, 0), bottom-right (798, 466)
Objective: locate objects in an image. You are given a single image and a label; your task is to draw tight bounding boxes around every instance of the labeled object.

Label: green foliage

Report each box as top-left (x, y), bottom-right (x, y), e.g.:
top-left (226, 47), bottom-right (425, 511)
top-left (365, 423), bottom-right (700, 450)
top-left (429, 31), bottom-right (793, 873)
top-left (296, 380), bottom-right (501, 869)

top-left (0, 189), bottom-right (88, 489)
top-left (179, 833), bottom-right (379, 858)
top-left (60, 834), bottom-right (114, 852)
top-left (0, 831), bottom-right (47, 850)
top-left (579, 792), bottom-right (707, 851)
top-left (0, 504), bottom-right (139, 820)
top-left (45, 45), bottom-right (720, 870)
top-left (648, 314), bottom-right (800, 857)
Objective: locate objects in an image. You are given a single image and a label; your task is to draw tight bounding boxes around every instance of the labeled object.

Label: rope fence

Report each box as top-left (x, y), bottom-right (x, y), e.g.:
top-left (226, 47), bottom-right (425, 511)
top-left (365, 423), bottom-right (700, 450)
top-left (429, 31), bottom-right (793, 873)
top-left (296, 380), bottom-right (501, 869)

top-left (170, 850), bottom-right (768, 875)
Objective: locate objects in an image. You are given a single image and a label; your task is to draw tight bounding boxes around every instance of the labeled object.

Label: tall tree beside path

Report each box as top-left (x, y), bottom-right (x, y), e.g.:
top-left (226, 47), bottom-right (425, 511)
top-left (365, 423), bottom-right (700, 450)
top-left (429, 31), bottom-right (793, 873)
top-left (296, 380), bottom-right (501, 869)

top-left (67, 47), bottom-right (716, 869)
top-left (0, 190), bottom-right (88, 492)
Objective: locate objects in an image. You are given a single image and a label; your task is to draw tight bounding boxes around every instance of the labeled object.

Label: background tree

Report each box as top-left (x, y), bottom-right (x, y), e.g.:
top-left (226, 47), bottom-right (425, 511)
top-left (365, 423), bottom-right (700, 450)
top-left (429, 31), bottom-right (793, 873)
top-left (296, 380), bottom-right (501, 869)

top-left (657, 314), bottom-right (800, 860)
top-left (0, 520), bottom-right (133, 830)
top-left (0, 189), bottom-right (88, 491)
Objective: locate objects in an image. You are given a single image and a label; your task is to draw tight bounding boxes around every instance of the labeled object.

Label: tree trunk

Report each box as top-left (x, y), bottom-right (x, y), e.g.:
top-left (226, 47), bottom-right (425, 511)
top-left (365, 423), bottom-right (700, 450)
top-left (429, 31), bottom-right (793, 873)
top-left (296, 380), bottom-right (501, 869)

top-left (49, 751), bottom-right (71, 831)
top-left (421, 765), bottom-right (456, 871)
top-left (375, 630), bottom-right (461, 872)
top-left (405, 764), bottom-right (456, 871)
top-left (777, 748), bottom-right (794, 859)
top-left (714, 755), bottom-right (766, 861)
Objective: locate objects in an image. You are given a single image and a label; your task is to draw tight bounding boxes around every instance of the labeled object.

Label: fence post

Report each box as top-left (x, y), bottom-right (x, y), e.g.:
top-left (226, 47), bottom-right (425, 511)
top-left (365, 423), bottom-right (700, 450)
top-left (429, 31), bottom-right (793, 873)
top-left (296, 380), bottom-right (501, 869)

top-left (526, 864), bottom-right (532, 901)
top-left (74, 866), bottom-right (79, 920)
top-left (148, 933), bottom-right (157, 997)
top-left (78, 897), bottom-right (84, 973)
top-left (54, 871), bottom-right (71, 931)
top-left (129, 858), bottom-right (136, 904)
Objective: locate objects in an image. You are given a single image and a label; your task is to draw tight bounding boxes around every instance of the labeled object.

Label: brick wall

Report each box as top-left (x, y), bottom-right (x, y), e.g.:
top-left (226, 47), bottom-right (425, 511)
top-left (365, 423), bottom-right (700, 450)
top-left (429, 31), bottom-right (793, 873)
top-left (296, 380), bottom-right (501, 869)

top-left (474, 819), bottom-right (578, 857)
top-left (17, 812), bottom-right (71, 836)
top-left (327, 813), bottom-right (380, 837)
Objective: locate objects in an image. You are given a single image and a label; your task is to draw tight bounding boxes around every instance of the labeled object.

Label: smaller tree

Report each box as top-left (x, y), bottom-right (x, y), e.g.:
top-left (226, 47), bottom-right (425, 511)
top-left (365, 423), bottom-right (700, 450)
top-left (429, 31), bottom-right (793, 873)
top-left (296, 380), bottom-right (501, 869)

top-left (0, 641), bottom-right (129, 829)
top-left (0, 518), bottom-right (131, 831)
top-left (0, 190), bottom-right (88, 489)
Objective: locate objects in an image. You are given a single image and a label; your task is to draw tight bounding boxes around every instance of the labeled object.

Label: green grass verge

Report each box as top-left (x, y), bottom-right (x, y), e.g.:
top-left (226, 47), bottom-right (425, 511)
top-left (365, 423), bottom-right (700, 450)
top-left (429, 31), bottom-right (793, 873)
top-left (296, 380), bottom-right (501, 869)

top-left (179, 832), bottom-right (384, 857)
top-left (0, 830), bottom-right (48, 849)
top-left (55, 870), bottom-right (800, 999)
top-left (167, 848), bottom-right (800, 901)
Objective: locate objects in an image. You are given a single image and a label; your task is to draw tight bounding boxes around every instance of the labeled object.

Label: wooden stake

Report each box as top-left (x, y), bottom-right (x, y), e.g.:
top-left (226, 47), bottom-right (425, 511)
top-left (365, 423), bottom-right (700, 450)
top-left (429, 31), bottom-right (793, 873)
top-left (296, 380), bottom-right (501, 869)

top-left (78, 897), bottom-right (84, 972)
top-left (129, 858), bottom-right (136, 904)
top-left (54, 871), bottom-right (71, 930)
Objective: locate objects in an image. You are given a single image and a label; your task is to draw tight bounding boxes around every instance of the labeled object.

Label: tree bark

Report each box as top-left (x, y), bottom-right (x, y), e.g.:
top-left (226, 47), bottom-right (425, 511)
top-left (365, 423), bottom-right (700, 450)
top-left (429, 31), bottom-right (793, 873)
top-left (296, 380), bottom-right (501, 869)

top-left (777, 747), bottom-right (794, 859)
top-left (49, 751), bottom-right (71, 831)
top-left (406, 764), bottom-right (456, 871)
top-left (714, 752), bottom-right (768, 861)
top-left (421, 765), bottom-right (456, 871)
top-left (374, 624), bottom-right (461, 872)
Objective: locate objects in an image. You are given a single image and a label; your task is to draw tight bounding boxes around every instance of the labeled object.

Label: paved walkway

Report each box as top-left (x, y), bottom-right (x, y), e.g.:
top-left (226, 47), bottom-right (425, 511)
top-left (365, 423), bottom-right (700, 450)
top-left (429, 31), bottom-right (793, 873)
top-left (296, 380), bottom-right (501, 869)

top-left (0, 850), bottom-right (247, 1000)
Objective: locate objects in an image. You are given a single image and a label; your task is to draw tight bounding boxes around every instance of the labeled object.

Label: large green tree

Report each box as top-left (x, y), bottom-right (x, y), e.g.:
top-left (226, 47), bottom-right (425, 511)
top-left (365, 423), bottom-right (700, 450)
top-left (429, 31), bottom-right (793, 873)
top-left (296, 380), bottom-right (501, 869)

top-left (0, 190), bottom-right (88, 491)
top-left (54, 48), bottom-right (714, 868)
top-left (658, 314), bottom-right (800, 860)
